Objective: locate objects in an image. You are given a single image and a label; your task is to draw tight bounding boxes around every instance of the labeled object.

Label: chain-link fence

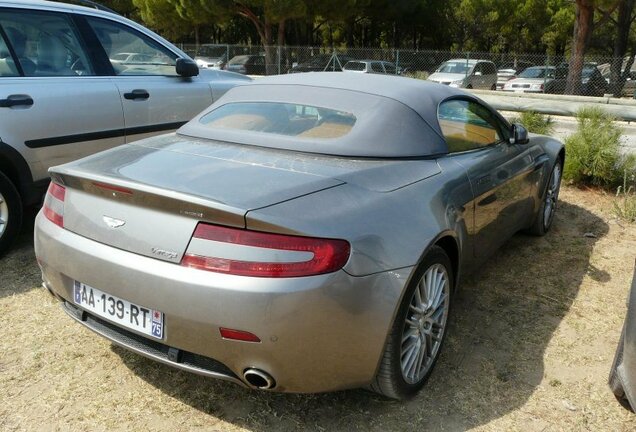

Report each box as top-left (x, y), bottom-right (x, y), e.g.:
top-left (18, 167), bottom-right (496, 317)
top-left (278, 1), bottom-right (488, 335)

top-left (179, 44), bottom-right (636, 99)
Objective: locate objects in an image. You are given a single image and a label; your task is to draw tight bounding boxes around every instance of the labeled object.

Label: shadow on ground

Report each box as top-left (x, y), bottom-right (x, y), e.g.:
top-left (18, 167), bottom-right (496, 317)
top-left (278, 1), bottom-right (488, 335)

top-left (113, 200), bottom-right (608, 431)
top-left (0, 208), bottom-right (40, 298)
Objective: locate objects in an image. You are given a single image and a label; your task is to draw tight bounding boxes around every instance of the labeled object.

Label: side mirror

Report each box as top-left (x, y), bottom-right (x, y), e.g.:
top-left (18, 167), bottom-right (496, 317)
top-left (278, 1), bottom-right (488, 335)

top-left (509, 123), bottom-right (530, 144)
top-left (474, 71), bottom-right (482, 76)
top-left (176, 58), bottom-right (199, 77)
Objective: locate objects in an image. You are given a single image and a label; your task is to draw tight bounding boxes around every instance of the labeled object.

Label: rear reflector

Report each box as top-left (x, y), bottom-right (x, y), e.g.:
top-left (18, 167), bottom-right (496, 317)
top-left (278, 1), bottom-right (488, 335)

top-left (219, 327), bottom-right (261, 343)
top-left (181, 223), bottom-right (350, 278)
top-left (43, 182), bottom-right (66, 227)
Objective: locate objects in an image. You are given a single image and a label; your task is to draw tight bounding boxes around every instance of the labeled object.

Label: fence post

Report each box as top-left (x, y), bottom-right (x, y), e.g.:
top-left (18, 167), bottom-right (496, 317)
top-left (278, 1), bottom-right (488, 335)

top-left (466, 51), bottom-right (470, 78)
top-left (277, 45), bottom-right (281, 75)
top-left (544, 54), bottom-right (549, 91)
top-left (396, 49), bottom-right (400, 74)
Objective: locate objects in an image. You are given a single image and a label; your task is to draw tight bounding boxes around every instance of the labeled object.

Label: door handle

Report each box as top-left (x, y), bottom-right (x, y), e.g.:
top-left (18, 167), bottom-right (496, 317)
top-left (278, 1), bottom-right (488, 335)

top-left (123, 89), bottom-right (150, 100)
top-left (0, 95), bottom-right (34, 108)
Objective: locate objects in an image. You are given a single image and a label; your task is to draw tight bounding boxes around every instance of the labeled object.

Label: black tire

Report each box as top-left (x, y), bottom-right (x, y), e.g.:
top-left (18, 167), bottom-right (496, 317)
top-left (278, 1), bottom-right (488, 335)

top-left (609, 324), bottom-right (627, 402)
top-left (369, 246), bottom-right (453, 400)
top-left (528, 158), bottom-right (562, 236)
top-left (491, 84), bottom-right (497, 91)
top-left (0, 171), bottom-right (22, 257)
top-left (466, 84), bottom-right (473, 89)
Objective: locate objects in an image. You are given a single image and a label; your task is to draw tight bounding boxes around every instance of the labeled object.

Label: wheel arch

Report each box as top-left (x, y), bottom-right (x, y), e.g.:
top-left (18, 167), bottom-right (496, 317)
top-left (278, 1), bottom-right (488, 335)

top-left (0, 141), bottom-right (39, 205)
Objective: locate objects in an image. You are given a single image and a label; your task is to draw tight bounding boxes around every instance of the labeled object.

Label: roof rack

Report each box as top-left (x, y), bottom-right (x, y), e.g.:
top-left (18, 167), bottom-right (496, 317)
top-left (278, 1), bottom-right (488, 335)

top-left (48, 0), bottom-right (120, 15)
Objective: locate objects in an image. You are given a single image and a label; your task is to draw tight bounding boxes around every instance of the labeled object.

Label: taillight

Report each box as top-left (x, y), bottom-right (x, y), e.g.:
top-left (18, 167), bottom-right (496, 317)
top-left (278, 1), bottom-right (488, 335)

top-left (43, 182), bottom-right (65, 227)
top-left (181, 223), bottom-right (350, 278)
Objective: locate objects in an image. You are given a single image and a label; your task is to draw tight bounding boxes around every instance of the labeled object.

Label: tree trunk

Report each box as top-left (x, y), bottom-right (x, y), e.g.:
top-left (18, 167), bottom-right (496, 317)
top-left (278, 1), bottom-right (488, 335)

top-left (610, 0), bottom-right (636, 96)
top-left (565, 0), bottom-right (595, 95)
top-left (345, 17), bottom-right (355, 47)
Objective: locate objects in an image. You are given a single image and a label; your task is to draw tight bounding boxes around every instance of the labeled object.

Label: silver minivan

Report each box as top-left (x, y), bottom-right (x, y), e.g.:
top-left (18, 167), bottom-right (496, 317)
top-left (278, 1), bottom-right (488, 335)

top-left (428, 59), bottom-right (498, 90)
top-left (0, 0), bottom-right (250, 255)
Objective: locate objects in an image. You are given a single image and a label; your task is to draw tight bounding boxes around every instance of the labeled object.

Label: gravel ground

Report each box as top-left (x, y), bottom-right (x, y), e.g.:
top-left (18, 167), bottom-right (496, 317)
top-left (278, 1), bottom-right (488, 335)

top-left (1, 186), bottom-right (635, 431)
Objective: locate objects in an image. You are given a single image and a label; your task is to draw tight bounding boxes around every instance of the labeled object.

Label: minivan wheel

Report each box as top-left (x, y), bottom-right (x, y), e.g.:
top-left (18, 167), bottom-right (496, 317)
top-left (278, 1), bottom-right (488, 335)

top-left (0, 171), bottom-right (22, 257)
top-left (369, 246), bottom-right (453, 400)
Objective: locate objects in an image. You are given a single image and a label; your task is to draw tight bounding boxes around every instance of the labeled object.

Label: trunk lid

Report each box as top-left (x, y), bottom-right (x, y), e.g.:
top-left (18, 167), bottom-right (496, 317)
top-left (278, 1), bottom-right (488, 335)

top-left (53, 134), bottom-right (440, 263)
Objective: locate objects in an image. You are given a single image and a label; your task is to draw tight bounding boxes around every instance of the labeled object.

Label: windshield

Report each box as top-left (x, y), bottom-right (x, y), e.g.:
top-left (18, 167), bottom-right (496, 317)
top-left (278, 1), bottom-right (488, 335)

top-left (228, 55), bottom-right (249, 65)
top-left (582, 67), bottom-right (597, 78)
top-left (518, 67), bottom-right (554, 79)
top-left (437, 61), bottom-right (471, 74)
top-left (199, 102), bottom-right (356, 139)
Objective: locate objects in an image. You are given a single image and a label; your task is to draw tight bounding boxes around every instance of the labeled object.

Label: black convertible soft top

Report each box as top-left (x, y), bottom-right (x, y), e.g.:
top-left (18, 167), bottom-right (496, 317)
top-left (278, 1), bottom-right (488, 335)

top-left (178, 72), bottom-right (474, 158)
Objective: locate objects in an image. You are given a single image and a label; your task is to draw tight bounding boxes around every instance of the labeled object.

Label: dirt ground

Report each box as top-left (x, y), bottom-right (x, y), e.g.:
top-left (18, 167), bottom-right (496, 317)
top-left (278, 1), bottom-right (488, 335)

top-left (1, 186), bottom-right (635, 431)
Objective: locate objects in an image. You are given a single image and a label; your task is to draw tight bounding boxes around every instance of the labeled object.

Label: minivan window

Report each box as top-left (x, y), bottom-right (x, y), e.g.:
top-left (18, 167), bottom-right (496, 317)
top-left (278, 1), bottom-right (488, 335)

top-left (0, 30), bottom-right (19, 76)
top-left (0, 10), bottom-right (94, 76)
top-left (85, 17), bottom-right (178, 76)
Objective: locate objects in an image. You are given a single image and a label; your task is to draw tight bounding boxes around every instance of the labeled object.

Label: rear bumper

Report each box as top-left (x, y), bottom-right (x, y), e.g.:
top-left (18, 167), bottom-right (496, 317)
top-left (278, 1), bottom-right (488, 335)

top-left (35, 212), bottom-right (412, 393)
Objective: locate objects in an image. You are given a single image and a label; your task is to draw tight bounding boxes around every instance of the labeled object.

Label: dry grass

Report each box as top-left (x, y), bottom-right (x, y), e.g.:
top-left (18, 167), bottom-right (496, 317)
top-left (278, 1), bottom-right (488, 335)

top-left (1, 186), bottom-right (636, 431)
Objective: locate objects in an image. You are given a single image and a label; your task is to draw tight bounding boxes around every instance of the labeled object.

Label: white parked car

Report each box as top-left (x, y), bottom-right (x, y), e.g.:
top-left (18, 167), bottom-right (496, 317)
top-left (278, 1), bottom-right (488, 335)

top-left (0, 0), bottom-right (251, 255)
top-left (428, 59), bottom-right (498, 90)
top-left (343, 60), bottom-right (399, 75)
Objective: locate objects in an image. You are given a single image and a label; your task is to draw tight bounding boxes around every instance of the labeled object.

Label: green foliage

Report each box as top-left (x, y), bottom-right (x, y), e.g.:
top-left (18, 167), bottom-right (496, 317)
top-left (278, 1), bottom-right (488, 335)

top-left (613, 170), bottom-right (636, 223)
top-left (404, 70), bottom-right (429, 80)
top-left (510, 111), bottom-right (554, 136)
top-left (563, 107), bottom-right (635, 188)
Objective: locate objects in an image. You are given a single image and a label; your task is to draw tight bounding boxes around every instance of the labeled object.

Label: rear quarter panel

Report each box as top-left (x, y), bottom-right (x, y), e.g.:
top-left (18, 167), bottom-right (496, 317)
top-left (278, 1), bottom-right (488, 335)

top-left (245, 159), bottom-right (473, 278)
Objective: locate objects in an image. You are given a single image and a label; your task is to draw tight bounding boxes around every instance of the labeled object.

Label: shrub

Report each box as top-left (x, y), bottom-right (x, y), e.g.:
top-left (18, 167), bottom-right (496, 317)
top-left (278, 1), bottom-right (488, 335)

top-left (563, 107), bottom-right (635, 188)
top-left (404, 70), bottom-right (429, 80)
top-left (510, 111), bottom-right (555, 136)
top-left (613, 170), bottom-right (636, 223)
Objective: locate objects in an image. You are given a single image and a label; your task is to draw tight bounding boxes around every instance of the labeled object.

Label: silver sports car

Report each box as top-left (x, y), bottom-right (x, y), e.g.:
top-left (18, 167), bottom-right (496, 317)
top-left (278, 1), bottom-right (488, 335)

top-left (34, 73), bottom-right (564, 399)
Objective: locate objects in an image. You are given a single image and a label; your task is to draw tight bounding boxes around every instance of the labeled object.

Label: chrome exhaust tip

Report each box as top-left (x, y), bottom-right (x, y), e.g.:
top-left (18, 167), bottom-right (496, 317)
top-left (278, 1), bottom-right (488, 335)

top-left (243, 368), bottom-right (276, 390)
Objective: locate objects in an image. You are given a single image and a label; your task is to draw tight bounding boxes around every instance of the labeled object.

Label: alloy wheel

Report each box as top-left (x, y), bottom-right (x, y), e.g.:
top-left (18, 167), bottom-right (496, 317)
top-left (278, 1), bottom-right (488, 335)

top-left (400, 263), bottom-right (450, 384)
top-left (0, 191), bottom-right (8, 238)
top-left (543, 164), bottom-right (561, 230)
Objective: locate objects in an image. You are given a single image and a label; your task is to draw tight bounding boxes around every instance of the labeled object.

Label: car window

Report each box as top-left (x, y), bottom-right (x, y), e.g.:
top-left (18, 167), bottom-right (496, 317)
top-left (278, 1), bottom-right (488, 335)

top-left (0, 30), bottom-right (19, 76)
top-left (0, 10), bottom-right (94, 77)
top-left (484, 62), bottom-right (496, 74)
top-left (438, 99), bottom-right (507, 153)
top-left (384, 62), bottom-right (396, 74)
top-left (199, 102), bottom-right (357, 139)
top-left (253, 56), bottom-right (264, 66)
top-left (345, 61), bottom-right (366, 71)
top-left (473, 63), bottom-right (484, 74)
top-left (371, 62), bottom-right (384, 73)
top-left (85, 17), bottom-right (178, 76)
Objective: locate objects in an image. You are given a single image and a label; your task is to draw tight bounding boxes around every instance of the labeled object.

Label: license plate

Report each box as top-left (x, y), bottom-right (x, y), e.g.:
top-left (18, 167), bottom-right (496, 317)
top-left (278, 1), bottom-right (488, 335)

top-left (73, 281), bottom-right (164, 339)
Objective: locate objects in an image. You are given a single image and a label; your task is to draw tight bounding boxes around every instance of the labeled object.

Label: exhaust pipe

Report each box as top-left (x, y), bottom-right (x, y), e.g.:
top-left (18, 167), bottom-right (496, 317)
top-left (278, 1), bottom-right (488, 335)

top-left (243, 368), bottom-right (276, 390)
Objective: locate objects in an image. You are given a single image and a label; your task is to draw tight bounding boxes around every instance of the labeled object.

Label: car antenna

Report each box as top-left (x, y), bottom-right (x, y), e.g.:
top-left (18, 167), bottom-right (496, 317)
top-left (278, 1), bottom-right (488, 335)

top-left (49, 0), bottom-right (120, 15)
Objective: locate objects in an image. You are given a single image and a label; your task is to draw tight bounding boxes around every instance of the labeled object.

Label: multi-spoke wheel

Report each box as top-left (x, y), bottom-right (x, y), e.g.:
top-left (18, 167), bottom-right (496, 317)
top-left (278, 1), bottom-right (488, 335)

top-left (370, 245), bottom-right (453, 399)
top-left (401, 263), bottom-right (450, 384)
top-left (528, 158), bottom-right (562, 236)
top-left (0, 171), bottom-right (22, 257)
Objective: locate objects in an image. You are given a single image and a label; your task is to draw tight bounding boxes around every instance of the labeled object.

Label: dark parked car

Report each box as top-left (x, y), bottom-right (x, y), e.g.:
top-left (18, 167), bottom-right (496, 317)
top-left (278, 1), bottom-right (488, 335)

top-left (288, 53), bottom-right (354, 73)
top-left (223, 55), bottom-right (265, 75)
top-left (546, 64), bottom-right (608, 97)
top-left (610, 259), bottom-right (636, 411)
